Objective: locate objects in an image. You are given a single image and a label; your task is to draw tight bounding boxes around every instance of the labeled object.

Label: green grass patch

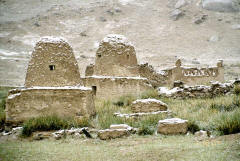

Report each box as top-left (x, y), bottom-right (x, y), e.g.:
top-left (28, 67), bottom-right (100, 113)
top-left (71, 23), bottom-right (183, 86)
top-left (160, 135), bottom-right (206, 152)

top-left (140, 89), bottom-right (159, 99)
top-left (22, 115), bottom-right (90, 137)
top-left (234, 85), bottom-right (240, 95)
top-left (212, 108), bottom-right (240, 135)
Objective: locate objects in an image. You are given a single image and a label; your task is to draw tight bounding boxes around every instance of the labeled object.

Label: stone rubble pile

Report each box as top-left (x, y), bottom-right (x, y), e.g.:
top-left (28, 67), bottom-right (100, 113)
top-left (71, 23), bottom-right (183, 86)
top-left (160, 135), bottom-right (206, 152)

top-left (158, 79), bottom-right (240, 99)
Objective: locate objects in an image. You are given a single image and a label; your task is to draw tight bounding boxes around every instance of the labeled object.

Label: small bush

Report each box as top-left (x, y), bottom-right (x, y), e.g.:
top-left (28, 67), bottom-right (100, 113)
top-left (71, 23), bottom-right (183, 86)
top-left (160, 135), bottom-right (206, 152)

top-left (140, 89), bottom-right (159, 99)
top-left (21, 115), bottom-right (90, 137)
top-left (212, 109), bottom-right (240, 135)
top-left (234, 85), bottom-right (240, 95)
top-left (187, 120), bottom-right (200, 133)
top-left (113, 95), bottom-right (136, 107)
top-left (137, 124), bottom-right (155, 135)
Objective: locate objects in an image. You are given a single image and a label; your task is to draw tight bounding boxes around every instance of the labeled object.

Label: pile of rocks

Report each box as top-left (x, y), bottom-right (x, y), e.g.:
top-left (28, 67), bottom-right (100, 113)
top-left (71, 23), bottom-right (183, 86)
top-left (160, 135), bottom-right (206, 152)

top-left (158, 80), bottom-right (240, 99)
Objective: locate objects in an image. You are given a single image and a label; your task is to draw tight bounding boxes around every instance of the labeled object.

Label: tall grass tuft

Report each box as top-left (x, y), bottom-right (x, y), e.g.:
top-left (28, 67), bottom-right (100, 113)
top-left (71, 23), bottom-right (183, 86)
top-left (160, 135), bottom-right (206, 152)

top-left (21, 115), bottom-right (90, 137)
top-left (0, 97), bottom-right (6, 126)
top-left (233, 85), bottom-right (240, 95)
top-left (140, 89), bottom-right (159, 99)
top-left (187, 120), bottom-right (200, 133)
top-left (212, 108), bottom-right (240, 135)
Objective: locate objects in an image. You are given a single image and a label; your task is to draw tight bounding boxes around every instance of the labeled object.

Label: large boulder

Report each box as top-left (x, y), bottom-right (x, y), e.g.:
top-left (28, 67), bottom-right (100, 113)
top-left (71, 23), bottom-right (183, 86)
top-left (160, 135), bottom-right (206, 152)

top-left (157, 118), bottom-right (188, 135)
top-left (98, 129), bottom-right (130, 140)
top-left (131, 99), bottom-right (168, 113)
top-left (202, 0), bottom-right (240, 12)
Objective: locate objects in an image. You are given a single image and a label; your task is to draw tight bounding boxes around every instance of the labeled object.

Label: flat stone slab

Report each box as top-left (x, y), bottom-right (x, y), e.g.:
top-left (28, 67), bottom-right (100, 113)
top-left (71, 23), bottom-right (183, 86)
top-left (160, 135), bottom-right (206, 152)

top-left (131, 98), bottom-right (168, 113)
top-left (157, 118), bottom-right (188, 135)
top-left (110, 124), bottom-right (132, 130)
top-left (114, 110), bottom-right (170, 119)
top-left (98, 129), bottom-right (130, 140)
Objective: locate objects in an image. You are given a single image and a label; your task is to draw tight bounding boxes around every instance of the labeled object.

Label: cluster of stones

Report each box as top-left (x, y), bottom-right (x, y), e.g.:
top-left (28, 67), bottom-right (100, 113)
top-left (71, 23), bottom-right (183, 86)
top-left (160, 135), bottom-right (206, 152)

top-left (158, 79), bottom-right (240, 99)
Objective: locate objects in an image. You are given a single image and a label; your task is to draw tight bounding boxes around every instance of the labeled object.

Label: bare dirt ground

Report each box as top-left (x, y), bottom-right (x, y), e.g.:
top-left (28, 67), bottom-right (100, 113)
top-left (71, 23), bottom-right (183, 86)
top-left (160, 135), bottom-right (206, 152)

top-left (0, 0), bottom-right (240, 86)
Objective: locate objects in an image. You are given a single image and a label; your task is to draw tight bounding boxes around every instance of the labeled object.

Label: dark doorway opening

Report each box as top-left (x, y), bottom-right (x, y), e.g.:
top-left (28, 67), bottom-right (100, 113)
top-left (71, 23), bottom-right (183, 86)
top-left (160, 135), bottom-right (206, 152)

top-left (92, 86), bottom-right (97, 96)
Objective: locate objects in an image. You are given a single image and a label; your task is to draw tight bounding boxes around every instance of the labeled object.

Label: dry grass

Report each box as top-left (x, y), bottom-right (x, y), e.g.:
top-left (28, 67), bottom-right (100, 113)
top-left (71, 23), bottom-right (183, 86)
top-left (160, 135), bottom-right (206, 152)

top-left (0, 134), bottom-right (239, 161)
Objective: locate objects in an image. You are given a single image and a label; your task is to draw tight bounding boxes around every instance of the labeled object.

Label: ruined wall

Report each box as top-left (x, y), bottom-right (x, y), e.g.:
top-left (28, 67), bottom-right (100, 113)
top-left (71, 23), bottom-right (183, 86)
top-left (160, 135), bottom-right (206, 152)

top-left (25, 37), bottom-right (82, 87)
top-left (6, 87), bottom-right (95, 125)
top-left (138, 63), bottom-right (168, 88)
top-left (93, 34), bottom-right (139, 77)
top-left (163, 59), bottom-right (224, 86)
top-left (83, 76), bottom-right (153, 99)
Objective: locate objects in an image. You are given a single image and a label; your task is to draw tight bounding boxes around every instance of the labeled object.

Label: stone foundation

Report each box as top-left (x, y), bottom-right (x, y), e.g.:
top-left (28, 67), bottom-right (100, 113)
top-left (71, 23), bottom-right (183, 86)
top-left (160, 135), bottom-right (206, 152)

top-left (6, 87), bottom-right (95, 125)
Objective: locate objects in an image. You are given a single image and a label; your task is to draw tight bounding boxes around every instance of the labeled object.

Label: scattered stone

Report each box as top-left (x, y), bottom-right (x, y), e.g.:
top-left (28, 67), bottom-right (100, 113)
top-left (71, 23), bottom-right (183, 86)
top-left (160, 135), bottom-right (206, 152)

top-left (170, 9), bottom-right (184, 21)
top-left (33, 132), bottom-right (52, 140)
top-left (191, 58), bottom-right (200, 64)
top-left (110, 124), bottom-right (132, 130)
top-left (52, 130), bottom-right (66, 140)
top-left (131, 98), bottom-right (168, 113)
top-left (115, 8), bottom-right (122, 13)
top-left (158, 80), bottom-right (235, 99)
top-left (157, 118), bottom-right (188, 135)
top-left (98, 129), bottom-right (130, 140)
top-left (99, 17), bottom-right (107, 22)
top-left (194, 15), bottom-right (207, 24)
top-left (231, 24), bottom-right (240, 30)
top-left (208, 35), bottom-right (220, 42)
top-left (110, 124), bottom-right (137, 133)
top-left (195, 130), bottom-right (210, 141)
top-left (175, 0), bottom-right (187, 9)
top-left (202, 0), bottom-right (240, 12)
top-left (173, 80), bottom-right (184, 88)
top-left (34, 21), bottom-right (40, 27)
top-left (80, 31), bottom-right (87, 37)
top-left (82, 128), bottom-right (92, 138)
top-left (106, 9), bottom-right (114, 15)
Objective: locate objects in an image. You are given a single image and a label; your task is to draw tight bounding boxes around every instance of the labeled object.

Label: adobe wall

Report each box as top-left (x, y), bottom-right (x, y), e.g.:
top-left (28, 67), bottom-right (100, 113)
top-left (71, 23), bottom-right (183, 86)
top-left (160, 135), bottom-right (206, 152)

top-left (6, 87), bottom-right (95, 125)
top-left (138, 63), bottom-right (168, 88)
top-left (83, 76), bottom-right (153, 99)
top-left (93, 34), bottom-right (139, 77)
top-left (25, 37), bottom-right (82, 87)
top-left (163, 59), bottom-right (224, 86)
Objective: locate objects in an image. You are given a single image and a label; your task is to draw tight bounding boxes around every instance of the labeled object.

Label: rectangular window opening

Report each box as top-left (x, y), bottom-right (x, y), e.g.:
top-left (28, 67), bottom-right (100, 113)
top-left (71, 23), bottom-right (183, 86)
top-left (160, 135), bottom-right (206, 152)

top-left (49, 65), bottom-right (55, 71)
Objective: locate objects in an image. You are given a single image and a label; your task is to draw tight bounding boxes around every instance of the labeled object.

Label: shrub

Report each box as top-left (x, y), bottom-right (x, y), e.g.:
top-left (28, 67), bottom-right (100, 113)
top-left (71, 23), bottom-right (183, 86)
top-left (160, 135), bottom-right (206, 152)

top-left (212, 109), bottom-right (240, 135)
top-left (95, 101), bottom-right (125, 129)
top-left (187, 120), bottom-right (200, 133)
top-left (137, 124), bottom-right (155, 135)
top-left (234, 85), bottom-right (240, 95)
top-left (113, 95), bottom-right (136, 107)
top-left (21, 115), bottom-right (90, 137)
top-left (140, 89), bottom-right (159, 99)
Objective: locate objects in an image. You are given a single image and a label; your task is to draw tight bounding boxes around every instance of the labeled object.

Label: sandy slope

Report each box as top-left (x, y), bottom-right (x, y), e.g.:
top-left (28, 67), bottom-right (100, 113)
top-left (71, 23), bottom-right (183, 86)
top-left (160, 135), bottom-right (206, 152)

top-left (0, 0), bottom-right (240, 86)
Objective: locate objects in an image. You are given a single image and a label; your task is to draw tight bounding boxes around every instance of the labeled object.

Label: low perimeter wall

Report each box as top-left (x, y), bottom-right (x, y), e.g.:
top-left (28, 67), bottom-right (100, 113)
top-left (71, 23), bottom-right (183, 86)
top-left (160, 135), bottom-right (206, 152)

top-left (5, 87), bottom-right (96, 125)
top-left (83, 76), bottom-right (153, 99)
